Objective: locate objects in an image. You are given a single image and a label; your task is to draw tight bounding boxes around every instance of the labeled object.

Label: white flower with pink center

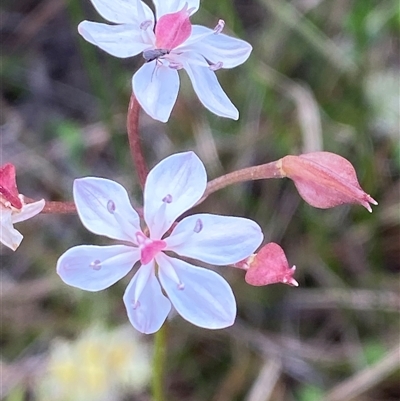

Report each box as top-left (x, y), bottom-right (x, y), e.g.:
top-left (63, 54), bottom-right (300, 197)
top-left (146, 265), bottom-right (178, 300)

top-left (78, 0), bottom-right (252, 122)
top-left (1, 163), bottom-right (45, 251)
top-left (57, 152), bottom-right (263, 334)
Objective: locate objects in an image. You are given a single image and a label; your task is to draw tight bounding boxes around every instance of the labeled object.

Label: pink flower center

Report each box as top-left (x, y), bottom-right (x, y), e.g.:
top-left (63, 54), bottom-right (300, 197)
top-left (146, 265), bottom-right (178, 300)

top-left (136, 232), bottom-right (167, 265)
top-left (155, 4), bottom-right (192, 50)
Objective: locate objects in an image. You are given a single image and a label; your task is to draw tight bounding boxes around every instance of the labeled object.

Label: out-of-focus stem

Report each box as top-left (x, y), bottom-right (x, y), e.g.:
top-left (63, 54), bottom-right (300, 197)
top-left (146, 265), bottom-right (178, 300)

top-left (127, 94), bottom-right (148, 189)
top-left (42, 201), bottom-right (76, 214)
top-left (198, 159), bottom-right (284, 204)
top-left (152, 323), bottom-right (167, 401)
top-left (24, 197), bottom-right (77, 214)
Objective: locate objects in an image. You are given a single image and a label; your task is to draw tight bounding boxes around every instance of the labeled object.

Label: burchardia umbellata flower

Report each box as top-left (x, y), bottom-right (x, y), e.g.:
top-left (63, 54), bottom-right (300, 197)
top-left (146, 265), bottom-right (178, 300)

top-left (57, 152), bottom-right (263, 334)
top-left (0, 163), bottom-right (45, 251)
top-left (78, 0), bottom-right (252, 122)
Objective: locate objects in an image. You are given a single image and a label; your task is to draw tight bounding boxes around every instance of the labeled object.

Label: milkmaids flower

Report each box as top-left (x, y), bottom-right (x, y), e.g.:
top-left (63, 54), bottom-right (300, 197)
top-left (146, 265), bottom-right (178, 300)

top-left (57, 152), bottom-right (263, 334)
top-left (78, 0), bottom-right (252, 122)
top-left (0, 163), bottom-right (45, 251)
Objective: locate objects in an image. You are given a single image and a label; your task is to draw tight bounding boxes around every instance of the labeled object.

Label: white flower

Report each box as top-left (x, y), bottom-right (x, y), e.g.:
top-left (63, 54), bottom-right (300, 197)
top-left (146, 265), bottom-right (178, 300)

top-left (0, 163), bottom-right (45, 251)
top-left (57, 152), bottom-right (263, 334)
top-left (78, 0), bottom-right (252, 122)
top-left (36, 324), bottom-right (151, 401)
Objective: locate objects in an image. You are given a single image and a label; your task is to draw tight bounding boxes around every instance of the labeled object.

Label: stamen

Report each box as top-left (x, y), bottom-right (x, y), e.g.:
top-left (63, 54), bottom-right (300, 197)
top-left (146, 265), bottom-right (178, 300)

top-left (162, 194), bottom-right (173, 203)
top-left (168, 61), bottom-right (183, 70)
top-left (193, 219), bottom-right (203, 233)
top-left (140, 20), bottom-right (153, 30)
top-left (132, 300), bottom-right (141, 310)
top-left (90, 259), bottom-right (102, 271)
top-left (107, 200), bottom-right (116, 214)
top-left (135, 231), bottom-right (149, 247)
top-left (209, 61), bottom-right (223, 71)
top-left (177, 282), bottom-right (185, 290)
top-left (214, 19), bottom-right (225, 34)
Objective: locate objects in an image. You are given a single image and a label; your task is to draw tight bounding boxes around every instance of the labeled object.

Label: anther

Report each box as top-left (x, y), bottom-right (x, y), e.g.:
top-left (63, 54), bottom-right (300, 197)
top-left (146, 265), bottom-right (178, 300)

top-left (169, 61), bottom-right (183, 70)
top-left (140, 20), bottom-right (153, 30)
top-left (90, 260), bottom-right (102, 271)
top-left (214, 19), bottom-right (225, 34)
top-left (162, 194), bottom-right (173, 203)
top-left (193, 219), bottom-right (203, 233)
top-left (132, 300), bottom-right (141, 310)
top-left (177, 282), bottom-right (185, 290)
top-left (209, 61), bottom-right (223, 71)
top-left (107, 200), bottom-right (116, 214)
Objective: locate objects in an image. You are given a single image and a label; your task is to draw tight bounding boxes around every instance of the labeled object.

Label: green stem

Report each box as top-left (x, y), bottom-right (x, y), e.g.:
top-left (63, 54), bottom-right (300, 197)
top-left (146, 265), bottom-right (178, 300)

top-left (152, 323), bottom-right (167, 401)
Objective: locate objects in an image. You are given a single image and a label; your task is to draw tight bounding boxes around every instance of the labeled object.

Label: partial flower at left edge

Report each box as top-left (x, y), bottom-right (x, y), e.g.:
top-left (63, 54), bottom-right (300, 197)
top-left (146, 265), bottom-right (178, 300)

top-left (0, 199), bottom-right (45, 251)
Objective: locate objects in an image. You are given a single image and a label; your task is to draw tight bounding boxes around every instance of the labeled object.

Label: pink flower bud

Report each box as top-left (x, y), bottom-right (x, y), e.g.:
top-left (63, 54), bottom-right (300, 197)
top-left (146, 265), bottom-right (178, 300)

top-left (155, 4), bottom-right (192, 50)
top-left (0, 163), bottom-right (22, 209)
top-left (280, 152), bottom-right (378, 212)
top-left (239, 243), bottom-right (298, 287)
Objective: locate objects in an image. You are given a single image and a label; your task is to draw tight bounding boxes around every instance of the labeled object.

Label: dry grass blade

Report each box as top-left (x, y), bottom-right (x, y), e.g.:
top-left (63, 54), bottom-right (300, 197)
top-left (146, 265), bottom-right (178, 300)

top-left (324, 344), bottom-right (400, 401)
top-left (245, 358), bottom-right (282, 401)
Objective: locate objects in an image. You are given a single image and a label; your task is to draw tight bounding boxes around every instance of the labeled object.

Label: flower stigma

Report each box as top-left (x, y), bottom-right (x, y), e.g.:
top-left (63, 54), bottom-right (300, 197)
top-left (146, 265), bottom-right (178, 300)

top-left (135, 231), bottom-right (167, 264)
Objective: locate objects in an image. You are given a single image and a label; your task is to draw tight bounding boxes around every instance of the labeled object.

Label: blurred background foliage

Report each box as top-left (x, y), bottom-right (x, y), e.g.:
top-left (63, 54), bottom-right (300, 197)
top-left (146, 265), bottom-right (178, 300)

top-left (1, 0), bottom-right (399, 400)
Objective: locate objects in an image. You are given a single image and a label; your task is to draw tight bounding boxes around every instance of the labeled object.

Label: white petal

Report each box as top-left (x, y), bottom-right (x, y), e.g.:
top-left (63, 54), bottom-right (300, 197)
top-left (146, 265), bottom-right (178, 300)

top-left (143, 152), bottom-right (206, 239)
top-left (89, 0), bottom-right (154, 24)
top-left (57, 245), bottom-right (139, 291)
top-left (132, 62), bottom-right (180, 122)
top-left (166, 213), bottom-right (263, 265)
top-left (183, 53), bottom-right (239, 119)
top-left (181, 25), bottom-right (252, 68)
top-left (78, 21), bottom-right (149, 58)
top-left (153, 0), bottom-right (199, 19)
top-left (123, 263), bottom-right (171, 334)
top-left (12, 199), bottom-right (45, 224)
top-left (73, 177), bottom-right (140, 243)
top-left (157, 253), bottom-right (236, 329)
top-left (0, 209), bottom-right (23, 251)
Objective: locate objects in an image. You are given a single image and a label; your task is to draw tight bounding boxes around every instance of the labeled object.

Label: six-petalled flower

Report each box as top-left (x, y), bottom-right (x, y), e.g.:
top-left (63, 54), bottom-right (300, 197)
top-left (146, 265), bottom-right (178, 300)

top-left (57, 152), bottom-right (263, 334)
top-left (78, 0), bottom-right (252, 122)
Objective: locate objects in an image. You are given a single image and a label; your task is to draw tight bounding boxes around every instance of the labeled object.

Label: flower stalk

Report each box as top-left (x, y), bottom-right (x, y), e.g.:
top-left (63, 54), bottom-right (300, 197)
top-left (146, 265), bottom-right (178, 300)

top-left (152, 323), bottom-right (167, 401)
top-left (127, 94), bottom-right (149, 189)
top-left (199, 160), bottom-right (284, 203)
top-left (23, 198), bottom-right (76, 214)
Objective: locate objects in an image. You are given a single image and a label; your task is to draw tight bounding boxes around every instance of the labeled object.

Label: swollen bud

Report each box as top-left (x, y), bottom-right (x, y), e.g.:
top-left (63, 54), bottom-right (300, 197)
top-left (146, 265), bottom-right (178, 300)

top-left (280, 152), bottom-right (378, 212)
top-left (236, 242), bottom-right (298, 287)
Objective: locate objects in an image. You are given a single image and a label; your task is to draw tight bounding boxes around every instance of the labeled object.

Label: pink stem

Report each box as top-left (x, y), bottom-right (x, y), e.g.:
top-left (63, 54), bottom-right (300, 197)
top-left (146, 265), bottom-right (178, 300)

top-left (127, 94), bottom-right (148, 189)
top-left (24, 197), bottom-right (77, 214)
top-left (198, 159), bottom-right (284, 204)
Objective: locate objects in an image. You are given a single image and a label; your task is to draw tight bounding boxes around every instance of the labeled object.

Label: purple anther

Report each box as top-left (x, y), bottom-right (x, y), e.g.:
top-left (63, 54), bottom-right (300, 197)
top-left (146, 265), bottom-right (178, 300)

top-left (90, 259), bottom-right (102, 271)
top-left (162, 194), bottom-right (173, 203)
top-left (107, 200), bottom-right (116, 213)
top-left (210, 61), bottom-right (223, 71)
top-left (194, 218), bottom-right (203, 233)
top-left (214, 19), bottom-right (225, 34)
top-left (140, 20), bottom-right (153, 30)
